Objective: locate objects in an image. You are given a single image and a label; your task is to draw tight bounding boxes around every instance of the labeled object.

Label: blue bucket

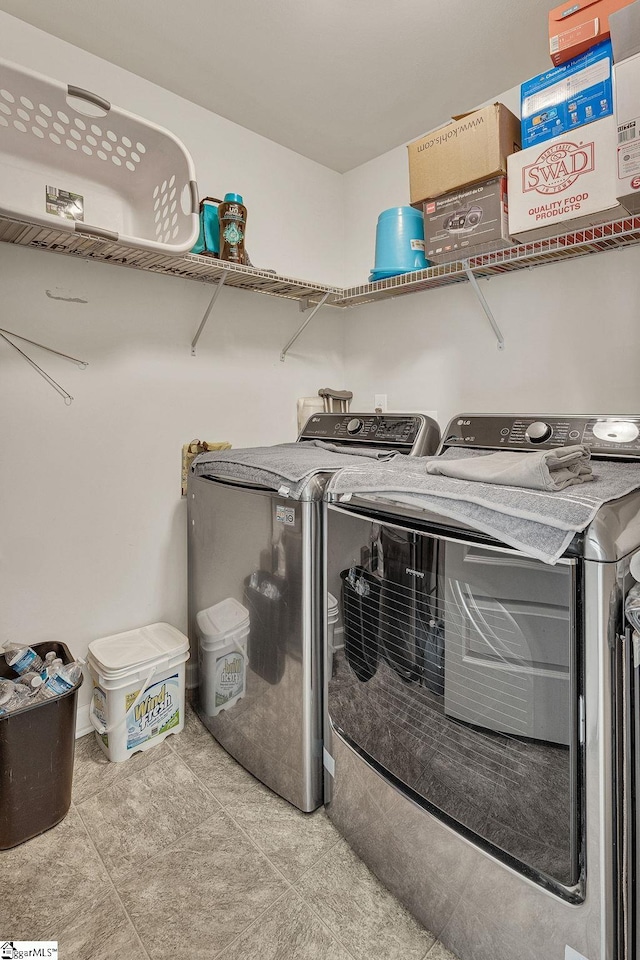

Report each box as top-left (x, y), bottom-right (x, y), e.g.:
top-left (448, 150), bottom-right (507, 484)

top-left (371, 206), bottom-right (428, 279)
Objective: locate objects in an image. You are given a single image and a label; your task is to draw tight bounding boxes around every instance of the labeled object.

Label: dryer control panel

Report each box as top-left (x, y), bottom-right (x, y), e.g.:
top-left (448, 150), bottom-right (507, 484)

top-left (299, 413), bottom-right (440, 456)
top-left (441, 414), bottom-right (640, 458)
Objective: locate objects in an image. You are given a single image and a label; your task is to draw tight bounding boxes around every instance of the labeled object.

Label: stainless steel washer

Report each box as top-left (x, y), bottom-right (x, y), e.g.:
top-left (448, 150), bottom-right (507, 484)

top-left (324, 413), bottom-right (640, 960)
top-left (187, 413), bottom-right (439, 812)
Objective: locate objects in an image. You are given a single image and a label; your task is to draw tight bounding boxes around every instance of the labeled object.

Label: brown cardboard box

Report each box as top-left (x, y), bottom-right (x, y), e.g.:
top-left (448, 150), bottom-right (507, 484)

top-left (548, 0), bottom-right (636, 65)
top-left (407, 104), bottom-right (520, 206)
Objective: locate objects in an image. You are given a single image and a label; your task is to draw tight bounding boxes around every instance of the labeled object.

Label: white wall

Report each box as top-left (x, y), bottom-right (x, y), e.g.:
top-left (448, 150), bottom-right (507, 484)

top-left (342, 247), bottom-right (640, 424)
top-left (0, 13), bottom-right (346, 729)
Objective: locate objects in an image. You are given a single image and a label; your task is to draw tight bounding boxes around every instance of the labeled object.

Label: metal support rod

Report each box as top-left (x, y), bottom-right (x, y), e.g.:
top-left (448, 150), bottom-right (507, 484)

top-left (191, 270), bottom-right (229, 355)
top-left (0, 332), bottom-right (75, 404)
top-left (0, 327), bottom-right (88, 367)
top-left (462, 260), bottom-right (505, 350)
top-left (280, 291), bottom-right (332, 362)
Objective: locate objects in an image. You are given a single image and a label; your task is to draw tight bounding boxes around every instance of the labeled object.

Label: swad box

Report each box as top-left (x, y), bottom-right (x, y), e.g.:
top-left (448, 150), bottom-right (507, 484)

top-left (507, 116), bottom-right (626, 241)
top-left (423, 178), bottom-right (511, 263)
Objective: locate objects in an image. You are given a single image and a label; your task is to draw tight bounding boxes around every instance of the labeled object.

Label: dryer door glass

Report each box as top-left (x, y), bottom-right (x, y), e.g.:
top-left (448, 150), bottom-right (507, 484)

top-left (326, 507), bottom-right (581, 896)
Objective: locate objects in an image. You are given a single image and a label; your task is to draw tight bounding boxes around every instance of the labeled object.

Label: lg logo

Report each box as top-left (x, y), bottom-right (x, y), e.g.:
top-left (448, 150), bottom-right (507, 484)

top-left (631, 176), bottom-right (640, 190)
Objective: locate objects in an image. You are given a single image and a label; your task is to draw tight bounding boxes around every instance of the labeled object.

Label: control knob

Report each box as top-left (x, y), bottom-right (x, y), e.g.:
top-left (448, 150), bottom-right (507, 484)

top-left (525, 421), bottom-right (552, 443)
top-left (346, 418), bottom-right (364, 435)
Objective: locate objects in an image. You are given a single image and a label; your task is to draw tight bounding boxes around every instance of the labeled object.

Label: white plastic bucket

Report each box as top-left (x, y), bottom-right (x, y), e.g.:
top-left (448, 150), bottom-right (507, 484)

top-left (87, 622), bottom-right (189, 762)
top-left (196, 598), bottom-right (250, 716)
top-left (328, 592), bottom-right (341, 651)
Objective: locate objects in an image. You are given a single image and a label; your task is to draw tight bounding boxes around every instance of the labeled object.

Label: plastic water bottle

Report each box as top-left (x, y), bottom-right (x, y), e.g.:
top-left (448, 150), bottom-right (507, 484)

top-left (2, 641), bottom-right (44, 676)
top-left (16, 671), bottom-right (45, 693)
top-left (0, 677), bottom-right (31, 714)
top-left (37, 661), bottom-right (83, 700)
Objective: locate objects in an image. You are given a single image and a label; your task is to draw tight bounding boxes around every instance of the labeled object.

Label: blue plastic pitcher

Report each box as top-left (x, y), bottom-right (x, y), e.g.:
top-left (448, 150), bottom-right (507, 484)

top-left (371, 206), bottom-right (428, 280)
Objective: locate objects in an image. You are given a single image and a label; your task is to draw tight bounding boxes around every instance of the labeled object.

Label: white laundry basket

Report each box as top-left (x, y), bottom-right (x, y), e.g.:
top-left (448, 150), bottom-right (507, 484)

top-left (196, 598), bottom-right (250, 717)
top-left (0, 57), bottom-right (199, 253)
top-left (87, 622), bottom-right (189, 762)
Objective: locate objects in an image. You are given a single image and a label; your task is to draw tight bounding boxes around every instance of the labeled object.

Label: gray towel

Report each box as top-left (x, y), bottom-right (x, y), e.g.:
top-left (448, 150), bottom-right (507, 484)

top-left (327, 449), bottom-right (640, 564)
top-left (301, 440), bottom-right (398, 460)
top-left (425, 445), bottom-right (592, 491)
top-left (192, 442), bottom-right (400, 500)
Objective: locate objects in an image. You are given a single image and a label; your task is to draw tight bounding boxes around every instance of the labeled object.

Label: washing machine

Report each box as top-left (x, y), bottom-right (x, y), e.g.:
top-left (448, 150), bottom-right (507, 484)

top-left (187, 412), bottom-right (439, 812)
top-left (324, 412), bottom-right (640, 960)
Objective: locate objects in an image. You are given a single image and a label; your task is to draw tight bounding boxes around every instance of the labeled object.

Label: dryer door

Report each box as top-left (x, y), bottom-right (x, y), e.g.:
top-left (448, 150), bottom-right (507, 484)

top-left (326, 504), bottom-right (582, 897)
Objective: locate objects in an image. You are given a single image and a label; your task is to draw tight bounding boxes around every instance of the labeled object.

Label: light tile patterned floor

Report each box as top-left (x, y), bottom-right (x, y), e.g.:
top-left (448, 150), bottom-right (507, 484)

top-left (0, 705), bottom-right (460, 960)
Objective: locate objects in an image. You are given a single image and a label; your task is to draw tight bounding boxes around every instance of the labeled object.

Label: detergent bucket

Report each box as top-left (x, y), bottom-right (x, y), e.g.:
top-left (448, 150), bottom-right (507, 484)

top-left (371, 206), bottom-right (428, 280)
top-left (196, 598), bottom-right (250, 717)
top-left (87, 622), bottom-right (189, 762)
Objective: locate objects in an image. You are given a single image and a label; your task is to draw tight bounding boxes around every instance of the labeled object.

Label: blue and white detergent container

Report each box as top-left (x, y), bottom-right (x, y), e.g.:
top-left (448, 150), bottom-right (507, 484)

top-left (370, 205), bottom-right (429, 282)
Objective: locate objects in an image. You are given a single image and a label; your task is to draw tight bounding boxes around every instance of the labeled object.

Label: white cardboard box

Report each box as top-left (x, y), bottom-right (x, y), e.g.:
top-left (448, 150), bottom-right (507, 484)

top-left (507, 116), bottom-right (626, 241)
top-left (615, 53), bottom-right (640, 213)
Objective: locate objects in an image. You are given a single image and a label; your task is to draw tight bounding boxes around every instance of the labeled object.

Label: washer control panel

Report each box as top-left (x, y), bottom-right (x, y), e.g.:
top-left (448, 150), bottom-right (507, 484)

top-left (442, 415), bottom-right (640, 458)
top-left (299, 413), bottom-right (439, 455)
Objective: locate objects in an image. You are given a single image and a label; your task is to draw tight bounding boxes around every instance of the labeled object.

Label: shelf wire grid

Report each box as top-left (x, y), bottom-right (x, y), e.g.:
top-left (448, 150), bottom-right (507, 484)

top-left (4, 213), bottom-right (640, 309)
top-left (0, 215), bottom-right (340, 306)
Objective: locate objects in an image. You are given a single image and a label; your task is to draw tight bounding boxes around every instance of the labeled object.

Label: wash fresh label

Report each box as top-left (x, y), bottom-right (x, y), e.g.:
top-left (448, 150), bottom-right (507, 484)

top-left (215, 650), bottom-right (245, 709)
top-left (126, 674), bottom-right (180, 750)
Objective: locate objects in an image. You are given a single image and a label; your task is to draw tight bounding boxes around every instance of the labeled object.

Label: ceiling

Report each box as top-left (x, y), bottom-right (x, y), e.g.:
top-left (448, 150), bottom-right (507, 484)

top-left (0, 0), bottom-right (552, 172)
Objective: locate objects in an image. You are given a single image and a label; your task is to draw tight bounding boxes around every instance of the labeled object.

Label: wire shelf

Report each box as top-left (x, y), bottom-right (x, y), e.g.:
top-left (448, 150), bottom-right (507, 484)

top-left (0, 215), bottom-right (340, 306)
top-left (4, 212), bottom-right (640, 311)
top-left (334, 215), bottom-right (640, 306)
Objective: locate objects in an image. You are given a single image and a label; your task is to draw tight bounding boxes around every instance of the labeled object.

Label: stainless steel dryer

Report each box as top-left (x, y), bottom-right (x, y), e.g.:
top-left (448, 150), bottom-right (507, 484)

top-left (323, 413), bottom-right (640, 960)
top-left (187, 412), bottom-right (439, 812)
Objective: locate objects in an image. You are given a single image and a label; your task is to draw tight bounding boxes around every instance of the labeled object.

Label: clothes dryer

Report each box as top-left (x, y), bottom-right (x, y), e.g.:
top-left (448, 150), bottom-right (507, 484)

top-left (324, 413), bottom-right (640, 960)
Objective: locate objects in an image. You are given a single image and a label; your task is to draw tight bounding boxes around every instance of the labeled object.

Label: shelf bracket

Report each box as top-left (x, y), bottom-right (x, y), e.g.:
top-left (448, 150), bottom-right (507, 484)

top-left (191, 270), bottom-right (230, 355)
top-left (280, 291), bottom-right (332, 362)
top-left (462, 260), bottom-right (505, 351)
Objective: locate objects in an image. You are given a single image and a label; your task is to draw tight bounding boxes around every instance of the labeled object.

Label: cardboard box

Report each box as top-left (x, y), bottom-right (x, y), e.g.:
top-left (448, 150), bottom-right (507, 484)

top-left (423, 178), bottom-right (511, 263)
top-left (407, 104), bottom-right (520, 206)
top-left (521, 41), bottom-right (613, 148)
top-left (615, 53), bottom-right (640, 212)
top-left (507, 116), bottom-right (626, 241)
top-left (610, 0), bottom-right (640, 62)
top-left (548, 0), bottom-right (636, 65)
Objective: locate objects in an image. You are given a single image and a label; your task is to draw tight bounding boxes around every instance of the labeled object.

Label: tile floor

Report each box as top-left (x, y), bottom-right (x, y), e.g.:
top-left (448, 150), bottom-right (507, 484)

top-left (1, 705), bottom-right (459, 960)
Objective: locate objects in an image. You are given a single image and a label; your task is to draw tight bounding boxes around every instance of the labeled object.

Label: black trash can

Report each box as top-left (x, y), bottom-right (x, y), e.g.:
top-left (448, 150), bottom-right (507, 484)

top-left (0, 640), bottom-right (83, 849)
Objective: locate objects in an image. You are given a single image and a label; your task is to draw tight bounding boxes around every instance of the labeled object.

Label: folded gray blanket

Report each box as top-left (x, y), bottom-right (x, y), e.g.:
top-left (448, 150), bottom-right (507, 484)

top-left (327, 448), bottom-right (640, 564)
top-left (425, 445), bottom-right (592, 491)
top-left (192, 442), bottom-right (399, 500)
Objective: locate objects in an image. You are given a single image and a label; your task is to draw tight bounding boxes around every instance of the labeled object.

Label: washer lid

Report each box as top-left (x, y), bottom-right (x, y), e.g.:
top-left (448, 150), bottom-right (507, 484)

top-left (196, 598), bottom-right (250, 640)
top-left (88, 621), bottom-right (189, 675)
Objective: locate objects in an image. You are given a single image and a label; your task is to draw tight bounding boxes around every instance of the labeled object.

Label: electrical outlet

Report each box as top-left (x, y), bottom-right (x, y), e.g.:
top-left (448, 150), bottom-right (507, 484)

top-left (374, 394), bottom-right (387, 412)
